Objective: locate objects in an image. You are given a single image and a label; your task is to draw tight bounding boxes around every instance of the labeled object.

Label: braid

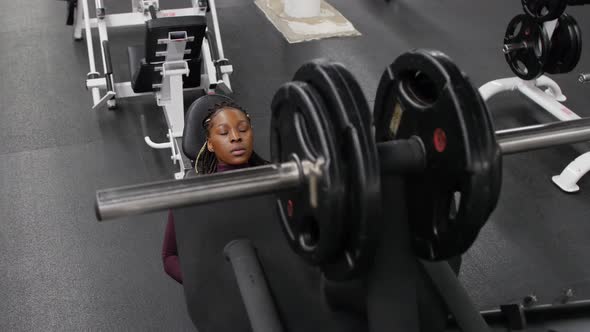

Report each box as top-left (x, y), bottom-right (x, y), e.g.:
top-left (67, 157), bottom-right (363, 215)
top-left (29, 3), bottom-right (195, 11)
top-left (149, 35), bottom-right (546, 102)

top-left (195, 101), bottom-right (269, 174)
top-left (195, 142), bottom-right (218, 174)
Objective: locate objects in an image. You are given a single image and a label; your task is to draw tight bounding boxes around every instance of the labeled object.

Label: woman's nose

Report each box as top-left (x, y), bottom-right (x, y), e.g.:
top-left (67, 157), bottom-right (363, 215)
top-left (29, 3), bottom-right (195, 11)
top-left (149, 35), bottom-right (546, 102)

top-left (229, 129), bottom-right (242, 142)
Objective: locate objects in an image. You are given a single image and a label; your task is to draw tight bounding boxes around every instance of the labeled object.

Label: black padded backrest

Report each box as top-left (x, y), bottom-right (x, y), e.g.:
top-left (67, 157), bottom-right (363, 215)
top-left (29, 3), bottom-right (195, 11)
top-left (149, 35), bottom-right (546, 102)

top-left (183, 94), bottom-right (235, 160)
top-left (174, 196), bottom-right (368, 332)
top-left (145, 16), bottom-right (207, 64)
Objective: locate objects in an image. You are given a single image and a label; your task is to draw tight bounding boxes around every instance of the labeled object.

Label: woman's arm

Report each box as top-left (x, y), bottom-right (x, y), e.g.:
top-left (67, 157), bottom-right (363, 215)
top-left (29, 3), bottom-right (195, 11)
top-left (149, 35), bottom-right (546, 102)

top-left (162, 210), bottom-right (183, 284)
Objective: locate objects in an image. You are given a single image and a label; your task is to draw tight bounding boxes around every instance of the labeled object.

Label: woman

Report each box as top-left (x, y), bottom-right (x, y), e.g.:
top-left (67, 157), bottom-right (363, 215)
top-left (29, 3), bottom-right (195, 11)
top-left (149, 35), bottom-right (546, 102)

top-left (162, 100), bottom-right (269, 284)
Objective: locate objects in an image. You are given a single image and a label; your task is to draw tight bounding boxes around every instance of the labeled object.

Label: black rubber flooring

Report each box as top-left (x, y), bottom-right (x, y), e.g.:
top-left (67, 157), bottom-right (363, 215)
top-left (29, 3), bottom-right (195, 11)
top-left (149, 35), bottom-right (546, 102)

top-left (2, 0), bottom-right (590, 330)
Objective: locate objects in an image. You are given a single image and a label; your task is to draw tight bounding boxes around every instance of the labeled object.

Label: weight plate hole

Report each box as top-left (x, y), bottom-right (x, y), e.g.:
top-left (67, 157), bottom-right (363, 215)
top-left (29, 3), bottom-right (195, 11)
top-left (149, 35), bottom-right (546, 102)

top-left (516, 60), bottom-right (529, 74)
top-left (512, 22), bottom-right (522, 37)
top-left (534, 36), bottom-right (543, 57)
top-left (449, 191), bottom-right (461, 220)
top-left (401, 70), bottom-right (440, 107)
top-left (540, 6), bottom-right (549, 16)
top-left (299, 217), bottom-right (319, 251)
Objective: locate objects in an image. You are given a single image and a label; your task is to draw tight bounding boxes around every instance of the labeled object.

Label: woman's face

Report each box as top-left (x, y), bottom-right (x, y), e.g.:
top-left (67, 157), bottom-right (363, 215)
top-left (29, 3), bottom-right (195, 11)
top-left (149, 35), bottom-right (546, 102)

top-left (207, 107), bottom-right (254, 165)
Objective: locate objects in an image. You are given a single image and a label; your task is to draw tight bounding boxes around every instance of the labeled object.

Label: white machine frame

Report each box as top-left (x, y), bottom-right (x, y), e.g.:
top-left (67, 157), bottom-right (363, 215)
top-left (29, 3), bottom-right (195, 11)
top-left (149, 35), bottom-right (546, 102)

top-left (72, 0), bottom-right (234, 179)
top-left (480, 20), bottom-right (589, 192)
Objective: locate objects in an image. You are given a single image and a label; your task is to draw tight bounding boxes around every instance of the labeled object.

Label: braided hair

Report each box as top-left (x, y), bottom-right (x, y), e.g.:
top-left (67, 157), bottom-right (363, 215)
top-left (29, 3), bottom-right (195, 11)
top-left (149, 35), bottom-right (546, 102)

top-left (195, 101), bottom-right (269, 174)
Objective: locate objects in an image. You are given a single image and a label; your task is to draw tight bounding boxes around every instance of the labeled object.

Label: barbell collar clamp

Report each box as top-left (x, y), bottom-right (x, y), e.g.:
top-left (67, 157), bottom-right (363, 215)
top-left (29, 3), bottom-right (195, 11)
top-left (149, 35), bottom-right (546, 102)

top-left (578, 73), bottom-right (590, 84)
top-left (502, 42), bottom-right (528, 54)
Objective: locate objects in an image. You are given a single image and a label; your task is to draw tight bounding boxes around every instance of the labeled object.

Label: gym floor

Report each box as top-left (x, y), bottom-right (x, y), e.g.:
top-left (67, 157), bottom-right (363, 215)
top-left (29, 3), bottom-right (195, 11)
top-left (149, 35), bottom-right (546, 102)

top-left (2, 0), bottom-right (590, 330)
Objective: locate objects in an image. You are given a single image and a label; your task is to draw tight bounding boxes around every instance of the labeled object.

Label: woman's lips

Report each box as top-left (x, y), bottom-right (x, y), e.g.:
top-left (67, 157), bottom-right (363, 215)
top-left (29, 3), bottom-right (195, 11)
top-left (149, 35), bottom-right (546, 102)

top-left (231, 148), bottom-right (246, 156)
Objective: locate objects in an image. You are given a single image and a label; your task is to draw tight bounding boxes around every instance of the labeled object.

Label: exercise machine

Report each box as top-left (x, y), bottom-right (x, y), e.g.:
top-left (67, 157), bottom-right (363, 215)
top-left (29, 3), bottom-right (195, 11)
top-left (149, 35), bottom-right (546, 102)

top-left (68, 0), bottom-right (233, 179)
top-left (93, 49), bottom-right (590, 331)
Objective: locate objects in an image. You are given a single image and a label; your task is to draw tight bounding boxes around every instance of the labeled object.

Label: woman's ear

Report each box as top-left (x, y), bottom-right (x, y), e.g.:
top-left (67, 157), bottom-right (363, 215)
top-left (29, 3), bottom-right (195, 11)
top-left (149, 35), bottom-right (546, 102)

top-left (207, 140), bottom-right (214, 153)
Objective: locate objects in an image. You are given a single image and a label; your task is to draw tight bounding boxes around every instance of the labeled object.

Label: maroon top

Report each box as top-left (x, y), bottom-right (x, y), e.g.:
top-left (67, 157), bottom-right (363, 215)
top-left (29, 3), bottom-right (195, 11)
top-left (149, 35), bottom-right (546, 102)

top-left (162, 162), bottom-right (251, 284)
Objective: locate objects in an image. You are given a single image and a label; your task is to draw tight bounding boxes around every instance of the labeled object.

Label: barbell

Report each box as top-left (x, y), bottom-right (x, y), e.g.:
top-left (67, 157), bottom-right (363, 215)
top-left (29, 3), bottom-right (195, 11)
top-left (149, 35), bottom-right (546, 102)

top-left (95, 49), bottom-right (590, 280)
top-left (522, 0), bottom-right (590, 22)
top-left (502, 13), bottom-right (582, 80)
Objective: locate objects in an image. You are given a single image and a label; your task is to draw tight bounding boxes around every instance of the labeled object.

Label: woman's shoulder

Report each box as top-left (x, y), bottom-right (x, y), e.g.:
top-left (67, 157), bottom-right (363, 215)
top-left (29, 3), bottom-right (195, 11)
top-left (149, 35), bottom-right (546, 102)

top-left (250, 152), bottom-right (271, 166)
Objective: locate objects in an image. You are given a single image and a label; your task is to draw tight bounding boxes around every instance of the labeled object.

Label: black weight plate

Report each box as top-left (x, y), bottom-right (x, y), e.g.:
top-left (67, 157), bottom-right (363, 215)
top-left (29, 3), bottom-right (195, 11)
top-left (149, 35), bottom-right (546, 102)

top-left (504, 14), bottom-right (551, 80)
top-left (320, 62), bottom-right (382, 280)
top-left (271, 81), bottom-right (346, 265)
top-left (545, 13), bottom-right (583, 74)
top-left (374, 49), bottom-right (502, 261)
top-left (522, 0), bottom-right (567, 22)
top-left (292, 59), bottom-right (381, 280)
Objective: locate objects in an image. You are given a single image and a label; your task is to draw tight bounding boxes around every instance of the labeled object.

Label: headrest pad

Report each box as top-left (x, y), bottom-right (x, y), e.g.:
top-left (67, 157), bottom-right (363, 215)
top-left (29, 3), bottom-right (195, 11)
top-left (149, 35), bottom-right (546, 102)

top-left (183, 94), bottom-right (235, 161)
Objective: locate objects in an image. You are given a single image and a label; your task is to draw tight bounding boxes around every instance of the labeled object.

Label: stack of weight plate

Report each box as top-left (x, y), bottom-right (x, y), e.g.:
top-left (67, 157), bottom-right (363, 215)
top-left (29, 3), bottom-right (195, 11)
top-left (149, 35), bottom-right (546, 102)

top-left (503, 0), bottom-right (583, 80)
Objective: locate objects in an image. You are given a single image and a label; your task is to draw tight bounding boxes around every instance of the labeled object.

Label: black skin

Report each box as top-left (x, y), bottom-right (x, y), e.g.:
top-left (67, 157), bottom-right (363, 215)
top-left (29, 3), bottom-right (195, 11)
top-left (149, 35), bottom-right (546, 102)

top-left (206, 107), bottom-right (254, 166)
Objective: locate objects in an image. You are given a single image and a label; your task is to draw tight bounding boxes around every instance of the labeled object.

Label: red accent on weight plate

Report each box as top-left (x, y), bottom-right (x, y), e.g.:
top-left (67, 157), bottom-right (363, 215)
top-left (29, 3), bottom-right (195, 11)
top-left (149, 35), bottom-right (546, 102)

top-left (287, 200), bottom-right (294, 218)
top-left (433, 128), bottom-right (447, 153)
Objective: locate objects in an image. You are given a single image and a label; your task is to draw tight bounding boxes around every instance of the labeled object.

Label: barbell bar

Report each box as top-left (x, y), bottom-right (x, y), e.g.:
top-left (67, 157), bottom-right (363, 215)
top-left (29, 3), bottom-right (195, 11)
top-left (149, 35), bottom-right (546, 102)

top-left (96, 116), bottom-right (590, 221)
top-left (497, 117), bottom-right (590, 154)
